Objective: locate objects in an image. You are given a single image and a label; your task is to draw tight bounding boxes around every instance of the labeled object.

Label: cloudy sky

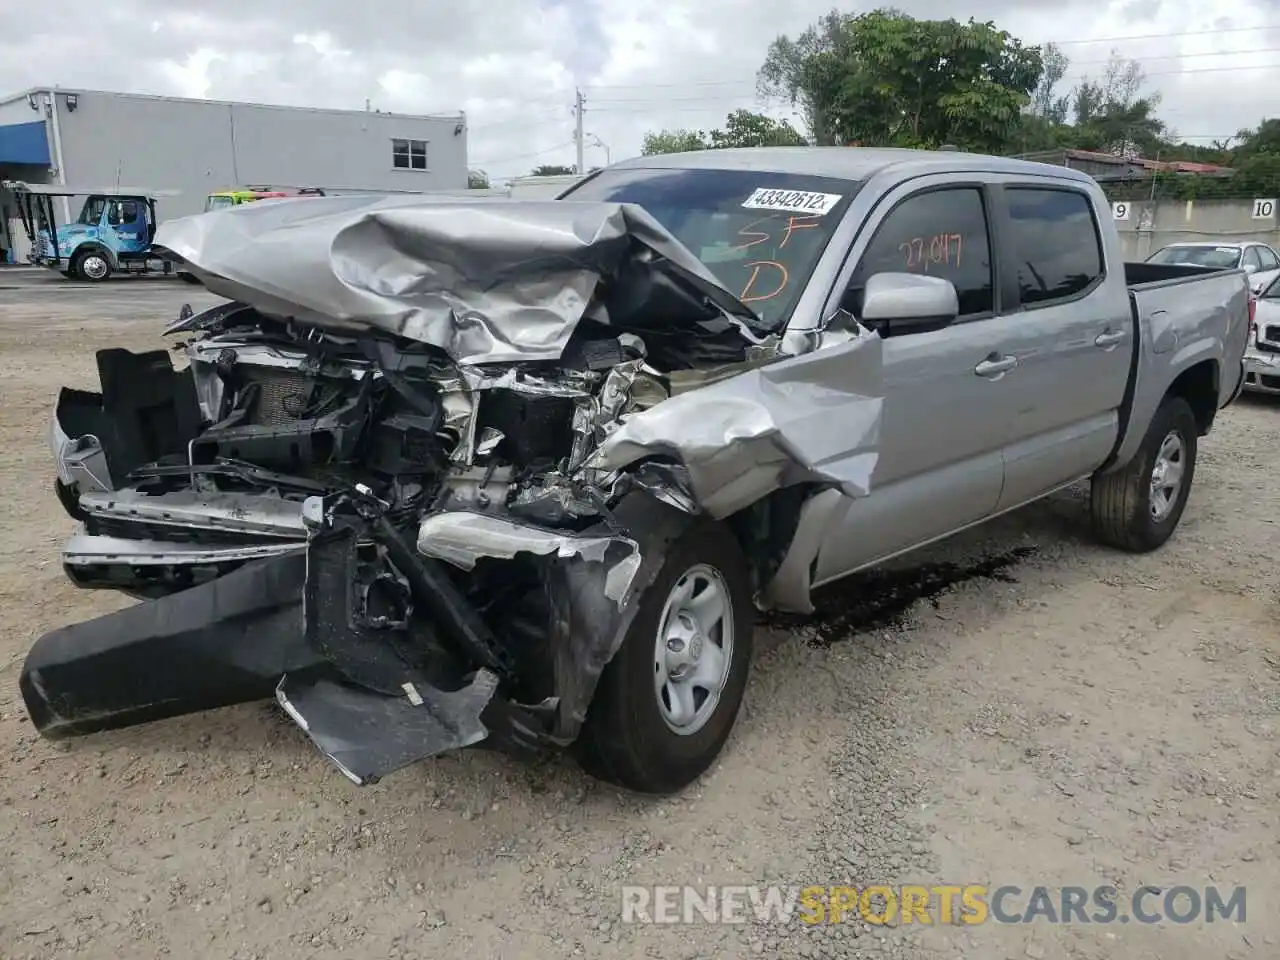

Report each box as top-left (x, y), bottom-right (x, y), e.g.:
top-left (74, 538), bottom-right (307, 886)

top-left (3, 0), bottom-right (1279, 181)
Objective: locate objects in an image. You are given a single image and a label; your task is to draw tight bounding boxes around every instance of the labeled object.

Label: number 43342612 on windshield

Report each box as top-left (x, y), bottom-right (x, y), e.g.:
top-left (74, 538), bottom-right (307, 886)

top-left (900, 234), bottom-right (963, 270)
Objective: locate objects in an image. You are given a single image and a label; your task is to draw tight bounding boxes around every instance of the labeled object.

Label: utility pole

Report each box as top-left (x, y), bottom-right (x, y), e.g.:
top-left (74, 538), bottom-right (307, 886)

top-left (574, 88), bottom-right (585, 176)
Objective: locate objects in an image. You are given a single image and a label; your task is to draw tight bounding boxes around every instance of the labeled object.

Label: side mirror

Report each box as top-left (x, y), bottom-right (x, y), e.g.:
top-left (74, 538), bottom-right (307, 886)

top-left (859, 272), bottom-right (959, 337)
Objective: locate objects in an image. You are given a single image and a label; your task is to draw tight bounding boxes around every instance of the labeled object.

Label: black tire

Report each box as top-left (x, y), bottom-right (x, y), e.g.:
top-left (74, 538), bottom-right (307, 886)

top-left (1090, 395), bottom-right (1198, 552)
top-left (71, 249), bottom-right (111, 282)
top-left (574, 520), bottom-right (754, 794)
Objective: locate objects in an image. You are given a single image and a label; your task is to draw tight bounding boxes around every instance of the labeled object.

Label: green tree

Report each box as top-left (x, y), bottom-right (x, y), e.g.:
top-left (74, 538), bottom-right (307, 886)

top-left (1029, 42), bottom-right (1070, 124)
top-left (1069, 53), bottom-right (1165, 156)
top-left (708, 109), bottom-right (807, 148)
top-left (531, 164), bottom-right (576, 176)
top-left (641, 129), bottom-right (710, 155)
top-left (760, 9), bottom-right (1043, 153)
top-left (757, 9), bottom-right (850, 144)
top-left (1235, 118), bottom-right (1280, 158)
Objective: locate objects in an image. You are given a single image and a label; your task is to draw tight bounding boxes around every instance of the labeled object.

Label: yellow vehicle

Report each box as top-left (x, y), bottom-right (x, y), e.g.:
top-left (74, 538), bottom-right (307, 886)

top-left (202, 186), bottom-right (326, 213)
top-left (181, 188), bottom-right (327, 282)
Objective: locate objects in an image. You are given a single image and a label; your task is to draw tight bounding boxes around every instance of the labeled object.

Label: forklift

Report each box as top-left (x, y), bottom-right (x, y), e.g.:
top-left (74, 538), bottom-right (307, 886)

top-left (4, 180), bottom-right (181, 281)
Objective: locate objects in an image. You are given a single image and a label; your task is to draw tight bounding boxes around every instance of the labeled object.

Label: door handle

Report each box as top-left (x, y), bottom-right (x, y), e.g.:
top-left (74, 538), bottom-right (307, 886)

top-left (1095, 329), bottom-right (1128, 348)
top-left (974, 354), bottom-right (1017, 378)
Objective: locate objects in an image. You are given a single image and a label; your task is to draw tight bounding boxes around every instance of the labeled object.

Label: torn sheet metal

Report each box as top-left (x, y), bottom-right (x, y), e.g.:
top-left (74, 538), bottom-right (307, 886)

top-left (417, 511), bottom-right (642, 606)
top-left (276, 669), bottom-right (499, 786)
top-left (586, 331), bottom-right (885, 518)
top-left (152, 194), bottom-right (768, 366)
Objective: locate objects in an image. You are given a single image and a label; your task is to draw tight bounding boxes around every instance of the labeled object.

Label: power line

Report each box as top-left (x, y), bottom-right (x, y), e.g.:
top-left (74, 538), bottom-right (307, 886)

top-left (471, 140), bottom-right (576, 167)
top-left (468, 107), bottom-right (569, 134)
top-left (586, 59), bottom-right (1280, 113)
top-left (1045, 23), bottom-right (1280, 45)
top-left (587, 44), bottom-right (1280, 94)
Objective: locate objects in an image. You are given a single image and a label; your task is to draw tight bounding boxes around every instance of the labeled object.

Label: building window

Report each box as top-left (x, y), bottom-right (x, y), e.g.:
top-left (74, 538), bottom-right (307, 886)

top-left (392, 138), bottom-right (428, 170)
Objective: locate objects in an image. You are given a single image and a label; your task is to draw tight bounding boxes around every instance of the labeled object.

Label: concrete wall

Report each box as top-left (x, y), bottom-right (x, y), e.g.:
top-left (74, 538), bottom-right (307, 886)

top-left (47, 90), bottom-right (468, 220)
top-left (508, 174), bottom-right (584, 198)
top-left (1110, 197), bottom-right (1280, 259)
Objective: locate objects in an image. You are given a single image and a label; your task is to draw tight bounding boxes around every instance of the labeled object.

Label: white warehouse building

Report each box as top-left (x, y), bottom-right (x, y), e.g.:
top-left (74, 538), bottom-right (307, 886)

top-left (0, 86), bottom-right (470, 261)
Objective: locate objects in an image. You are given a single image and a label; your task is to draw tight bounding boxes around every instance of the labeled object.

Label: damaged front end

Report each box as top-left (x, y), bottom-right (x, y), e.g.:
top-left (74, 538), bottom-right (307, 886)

top-left (22, 194), bottom-right (883, 786)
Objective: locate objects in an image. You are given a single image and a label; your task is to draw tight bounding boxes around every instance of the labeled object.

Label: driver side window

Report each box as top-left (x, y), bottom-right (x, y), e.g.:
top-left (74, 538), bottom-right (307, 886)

top-left (850, 187), bottom-right (994, 318)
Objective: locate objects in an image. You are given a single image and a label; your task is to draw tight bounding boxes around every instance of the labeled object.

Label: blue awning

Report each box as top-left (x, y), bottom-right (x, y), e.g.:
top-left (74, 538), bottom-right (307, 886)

top-left (0, 121), bottom-right (51, 165)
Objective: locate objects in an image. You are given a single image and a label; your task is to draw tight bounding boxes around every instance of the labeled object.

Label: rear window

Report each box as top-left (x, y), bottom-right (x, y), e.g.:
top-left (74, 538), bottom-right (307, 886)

top-left (1147, 245), bottom-right (1241, 269)
top-left (561, 167), bottom-right (859, 331)
top-left (1006, 188), bottom-right (1104, 306)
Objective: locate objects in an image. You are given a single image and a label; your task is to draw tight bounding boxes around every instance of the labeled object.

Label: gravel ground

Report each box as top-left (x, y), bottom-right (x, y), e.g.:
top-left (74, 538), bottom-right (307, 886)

top-left (1, 271), bottom-right (1277, 960)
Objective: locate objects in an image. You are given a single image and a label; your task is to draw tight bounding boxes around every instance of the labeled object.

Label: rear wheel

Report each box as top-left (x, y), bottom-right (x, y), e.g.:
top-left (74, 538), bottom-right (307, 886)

top-left (1090, 395), bottom-right (1198, 552)
top-left (72, 249), bottom-right (111, 282)
top-left (574, 520), bottom-right (754, 794)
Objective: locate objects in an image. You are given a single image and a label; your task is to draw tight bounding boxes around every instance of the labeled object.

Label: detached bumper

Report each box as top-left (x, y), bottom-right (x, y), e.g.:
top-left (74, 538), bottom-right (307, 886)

top-left (20, 497), bottom-right (557, 786)
top-left (20, 554), bottom-right (315, 738)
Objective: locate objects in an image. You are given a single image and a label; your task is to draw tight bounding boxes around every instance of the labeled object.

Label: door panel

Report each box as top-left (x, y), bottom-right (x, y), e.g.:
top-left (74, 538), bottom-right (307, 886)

top-left (993, 186), bottom-right (1131, 511)
top-left (812, 183), bottom-right (1009, 581)
top-left (813, 320), bottom-right (1007, 581)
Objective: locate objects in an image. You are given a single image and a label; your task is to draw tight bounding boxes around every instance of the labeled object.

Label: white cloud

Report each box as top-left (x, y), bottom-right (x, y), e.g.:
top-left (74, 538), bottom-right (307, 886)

top-left (2, 0), bottom-right (1278, 179)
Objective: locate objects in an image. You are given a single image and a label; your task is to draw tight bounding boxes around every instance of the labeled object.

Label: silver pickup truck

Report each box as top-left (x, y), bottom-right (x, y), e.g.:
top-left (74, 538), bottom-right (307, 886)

top-left (21, 148), bottom-right (1250, 796)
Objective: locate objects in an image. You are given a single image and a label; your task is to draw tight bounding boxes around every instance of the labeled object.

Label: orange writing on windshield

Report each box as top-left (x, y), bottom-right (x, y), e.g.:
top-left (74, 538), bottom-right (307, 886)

top-left (740, 260), bottom-right (789, 303)
top-left (899, 233), bottom-right (963, 271)
top-left (734, 214), bottom-right (822, 251)
top-left (732, 214), bottom-right (822, 303)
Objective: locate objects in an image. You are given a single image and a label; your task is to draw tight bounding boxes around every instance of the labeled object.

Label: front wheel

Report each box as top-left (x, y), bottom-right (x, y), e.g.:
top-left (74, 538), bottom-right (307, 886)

top-left (574, 520), bottom-right (754, 794)
top-left (72, 249), bottom-right (111, 282)
top-left (1090, 395), bottom-right (1198, 552)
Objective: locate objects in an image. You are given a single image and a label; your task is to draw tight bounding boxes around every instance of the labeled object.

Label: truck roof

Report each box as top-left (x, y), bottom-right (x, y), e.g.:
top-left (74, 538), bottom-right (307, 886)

top-left (1159, 241), bottom-right (1255, 249)
top-left (2, 180), bottom-right (180, 198)
top-left (605, 146), bottom-right (1096, 186)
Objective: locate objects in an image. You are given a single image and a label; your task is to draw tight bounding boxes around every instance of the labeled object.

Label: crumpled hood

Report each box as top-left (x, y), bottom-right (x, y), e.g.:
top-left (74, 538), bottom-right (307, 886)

top-left (153, 194), bottom-right (766, 367)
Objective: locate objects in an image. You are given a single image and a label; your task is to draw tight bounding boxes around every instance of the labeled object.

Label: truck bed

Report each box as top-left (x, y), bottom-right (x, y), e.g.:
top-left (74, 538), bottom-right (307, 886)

top-left (1102, 261), bottom-right (1252, 475)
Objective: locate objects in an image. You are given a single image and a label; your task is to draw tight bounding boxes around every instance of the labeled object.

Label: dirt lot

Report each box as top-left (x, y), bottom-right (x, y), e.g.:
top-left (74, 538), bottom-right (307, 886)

top-left (1, 271), bottom-right (1277, 960)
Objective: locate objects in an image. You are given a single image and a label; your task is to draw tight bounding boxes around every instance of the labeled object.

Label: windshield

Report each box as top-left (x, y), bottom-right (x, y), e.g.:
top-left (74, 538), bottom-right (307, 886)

top-left (205, 195), bottom-right (236, 212)
top-left (76, 197), bottom-right (106, 225)
top-left (561, 167), bottom-right (859, 329)
top-left (1147, 245), bottom-right (1241, 269)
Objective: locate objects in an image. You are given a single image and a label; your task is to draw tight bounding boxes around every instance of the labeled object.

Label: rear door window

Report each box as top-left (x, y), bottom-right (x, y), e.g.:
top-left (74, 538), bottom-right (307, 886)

top-left (1005, 188), bottom-right (1104, 307)
top-left (1258, 246), bottom-right (1280, 270)
top-left (853, 187), bottom-right (994, 316)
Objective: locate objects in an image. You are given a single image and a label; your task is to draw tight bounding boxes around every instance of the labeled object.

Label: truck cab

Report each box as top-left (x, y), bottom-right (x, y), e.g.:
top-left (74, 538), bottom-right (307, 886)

top-left (44, 194), bottom-right (157, 280)
top-left (3, 180), bottom-right (179, 282)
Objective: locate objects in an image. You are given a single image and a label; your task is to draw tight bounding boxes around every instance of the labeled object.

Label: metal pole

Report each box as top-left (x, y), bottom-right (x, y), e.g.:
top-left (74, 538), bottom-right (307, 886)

top-left (574, 89), bottom-right (585, 176)
top-left (46, 93), bottom-right (71, 223)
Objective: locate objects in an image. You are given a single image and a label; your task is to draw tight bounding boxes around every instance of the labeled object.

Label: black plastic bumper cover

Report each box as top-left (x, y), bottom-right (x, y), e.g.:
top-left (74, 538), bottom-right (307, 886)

top-left (20, 553), bottom-right (317, 738)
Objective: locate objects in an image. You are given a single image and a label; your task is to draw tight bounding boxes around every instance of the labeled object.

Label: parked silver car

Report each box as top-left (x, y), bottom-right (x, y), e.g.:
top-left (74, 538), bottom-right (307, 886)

top-left (1243, 273), bottom-right (1280, 394)
top-left (1146, 240), bottom-right (1280, 296)
top-left (22, 147), bottom-right (1251, 795)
